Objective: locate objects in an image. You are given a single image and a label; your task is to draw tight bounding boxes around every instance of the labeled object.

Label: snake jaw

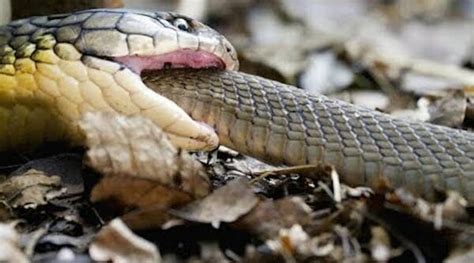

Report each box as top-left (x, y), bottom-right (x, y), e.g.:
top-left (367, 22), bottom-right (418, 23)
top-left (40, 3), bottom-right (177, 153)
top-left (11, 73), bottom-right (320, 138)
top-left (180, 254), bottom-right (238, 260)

top-left (165, 121), bottom-right (219, 151)
top-left (110, 44), bottom-right (230, 151)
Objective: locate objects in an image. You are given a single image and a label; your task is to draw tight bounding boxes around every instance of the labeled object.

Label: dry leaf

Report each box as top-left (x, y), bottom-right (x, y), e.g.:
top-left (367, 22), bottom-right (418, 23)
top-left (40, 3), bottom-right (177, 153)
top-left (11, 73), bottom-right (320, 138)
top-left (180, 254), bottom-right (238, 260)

top-left (171, 178), bottom-right (259, 227)
top-left (91, 176), bottom-right (193, 218)
top-left (0, 223), bottom-right (28, 263)
top-left (79, 113), bottom-right (209, 198)
top-left (0, 169), bottom-right (63, 209)
top-left (89, 218), bottom-right (160, 263)
top-left (235, 197), bottom-right (313, 239)
top-left (12, 154), bottom-right (85, 196)
top-left (121, 205), bottom-right (179, 231)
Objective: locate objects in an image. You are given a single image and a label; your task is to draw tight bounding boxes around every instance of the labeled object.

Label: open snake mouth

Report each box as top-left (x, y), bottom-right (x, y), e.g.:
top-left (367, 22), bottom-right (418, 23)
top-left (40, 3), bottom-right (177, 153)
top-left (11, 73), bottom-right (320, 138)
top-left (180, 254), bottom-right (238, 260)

top-left (111, 49), bottom-right (225, 151)
top-left (114, 49), bottom-right (226, 74)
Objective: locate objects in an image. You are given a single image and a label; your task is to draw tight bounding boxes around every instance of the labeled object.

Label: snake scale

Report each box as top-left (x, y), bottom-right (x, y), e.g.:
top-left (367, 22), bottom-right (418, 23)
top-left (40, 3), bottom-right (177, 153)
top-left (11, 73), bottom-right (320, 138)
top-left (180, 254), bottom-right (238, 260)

top-left (1, 9), bottom-right (473, 203)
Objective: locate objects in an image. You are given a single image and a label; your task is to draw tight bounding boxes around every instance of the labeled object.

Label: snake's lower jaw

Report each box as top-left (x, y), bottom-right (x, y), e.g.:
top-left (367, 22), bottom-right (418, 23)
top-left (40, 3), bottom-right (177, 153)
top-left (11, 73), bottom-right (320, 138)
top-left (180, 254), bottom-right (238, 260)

top-left (133, 83), bottom-right (219, 151)
top-left (166, 125), bottom-right (219, 151)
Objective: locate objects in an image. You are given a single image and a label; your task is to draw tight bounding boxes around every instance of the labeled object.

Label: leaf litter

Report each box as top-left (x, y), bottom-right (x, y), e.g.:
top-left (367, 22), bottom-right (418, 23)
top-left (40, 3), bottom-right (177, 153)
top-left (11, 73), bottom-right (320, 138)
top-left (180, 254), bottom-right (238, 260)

top-left (0, 169), bottom-right (65, 209)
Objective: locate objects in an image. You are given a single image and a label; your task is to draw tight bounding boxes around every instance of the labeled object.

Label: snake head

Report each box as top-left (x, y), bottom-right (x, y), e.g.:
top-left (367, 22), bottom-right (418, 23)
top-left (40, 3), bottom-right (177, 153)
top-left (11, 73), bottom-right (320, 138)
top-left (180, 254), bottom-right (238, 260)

top-left (69, 9), bottom-right (238, 73)
top-left (57, 9), bottom-right (235, 150)
top-left (0, 9), bottom-right (235, 151)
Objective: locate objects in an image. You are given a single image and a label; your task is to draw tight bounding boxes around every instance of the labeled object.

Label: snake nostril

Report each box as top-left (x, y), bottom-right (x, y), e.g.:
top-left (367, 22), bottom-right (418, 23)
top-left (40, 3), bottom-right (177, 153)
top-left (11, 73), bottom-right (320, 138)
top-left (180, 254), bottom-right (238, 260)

top-left (226, 46), bottom-right (232, 53)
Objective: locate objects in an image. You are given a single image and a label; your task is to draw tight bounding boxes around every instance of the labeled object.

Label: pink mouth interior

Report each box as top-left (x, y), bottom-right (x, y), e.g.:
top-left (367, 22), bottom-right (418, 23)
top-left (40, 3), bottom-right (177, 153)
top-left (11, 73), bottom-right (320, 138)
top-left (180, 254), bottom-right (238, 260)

top-left (114, 49), bottom-right (225, 74)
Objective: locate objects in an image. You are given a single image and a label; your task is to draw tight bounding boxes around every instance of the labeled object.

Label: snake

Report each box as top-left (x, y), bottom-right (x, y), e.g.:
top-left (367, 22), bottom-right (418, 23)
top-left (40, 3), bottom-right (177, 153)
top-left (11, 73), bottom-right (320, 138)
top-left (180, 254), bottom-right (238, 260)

top-left (1, 9), bottom-right (473, 204)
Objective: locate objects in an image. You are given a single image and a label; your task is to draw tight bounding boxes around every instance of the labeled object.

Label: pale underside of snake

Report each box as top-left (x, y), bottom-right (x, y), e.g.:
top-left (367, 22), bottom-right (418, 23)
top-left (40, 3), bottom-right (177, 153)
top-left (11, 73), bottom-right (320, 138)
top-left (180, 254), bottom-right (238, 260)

top-left (0, 9), bottom-right (473, 204)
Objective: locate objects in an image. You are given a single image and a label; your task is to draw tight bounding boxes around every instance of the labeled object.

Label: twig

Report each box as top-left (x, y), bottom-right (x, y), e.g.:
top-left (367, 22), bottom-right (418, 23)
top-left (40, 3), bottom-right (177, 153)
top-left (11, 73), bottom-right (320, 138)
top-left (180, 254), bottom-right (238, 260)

top-left (330, 169), bottom-right (342, 203)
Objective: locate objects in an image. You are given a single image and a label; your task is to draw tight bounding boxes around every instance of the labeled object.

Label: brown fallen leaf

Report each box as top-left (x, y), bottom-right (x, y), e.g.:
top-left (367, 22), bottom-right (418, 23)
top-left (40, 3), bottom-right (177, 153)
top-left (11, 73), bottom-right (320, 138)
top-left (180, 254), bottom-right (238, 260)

top-left (0, 223), bottom-right (28, 263)
top-left (89, 218), bottom-right (160, 263)
top-left (0, 169), bottom-right (64, 209)
top-left (91, 176), bottom-right (193, 218)
top-left (79, 113), bottom-right (210, 223)
top-left (171, 178), bottom-right (259, 227)
top-left (234, 196), bottom-right (313, 239)
top-left (121, 205), bottom-right (181, 231)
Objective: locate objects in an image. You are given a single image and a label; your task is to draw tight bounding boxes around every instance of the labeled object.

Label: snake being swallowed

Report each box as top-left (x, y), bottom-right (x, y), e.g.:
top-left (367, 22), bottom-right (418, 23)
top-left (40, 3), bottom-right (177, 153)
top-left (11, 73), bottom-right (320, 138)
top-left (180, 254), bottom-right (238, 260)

top-left (1, 9), bottom-right (473, 203)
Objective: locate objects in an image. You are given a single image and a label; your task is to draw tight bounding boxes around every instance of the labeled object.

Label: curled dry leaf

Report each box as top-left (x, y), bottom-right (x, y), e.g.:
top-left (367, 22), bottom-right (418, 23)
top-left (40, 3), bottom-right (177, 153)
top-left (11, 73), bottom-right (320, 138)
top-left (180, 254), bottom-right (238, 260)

top-left (12, 154), bottom-right (85, 196)
top-left (89, 218), bottom-right (160, 263)
top-left (0, 169), bottom-right (63, 209)
top-left (0, 223), bottom-right (28, 263)
top-left (171, 178), bottom-right (259, 227)
top-left (79, 113), bottom-right (210, 218)
top-left (79, 113), bottom-right (209, 198)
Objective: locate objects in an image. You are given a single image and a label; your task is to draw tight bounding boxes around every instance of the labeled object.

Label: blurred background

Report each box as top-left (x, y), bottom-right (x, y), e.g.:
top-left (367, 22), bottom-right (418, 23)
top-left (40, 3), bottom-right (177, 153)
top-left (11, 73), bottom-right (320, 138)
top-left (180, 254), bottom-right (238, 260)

top-left (1, 0), bottom-right (474, 127)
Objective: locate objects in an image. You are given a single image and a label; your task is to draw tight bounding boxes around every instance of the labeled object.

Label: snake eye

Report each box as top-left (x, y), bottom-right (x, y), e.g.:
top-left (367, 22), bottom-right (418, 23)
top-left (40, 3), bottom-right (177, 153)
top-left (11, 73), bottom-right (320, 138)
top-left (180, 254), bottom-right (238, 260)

top-left (173, 18), bottom-right (190, 32)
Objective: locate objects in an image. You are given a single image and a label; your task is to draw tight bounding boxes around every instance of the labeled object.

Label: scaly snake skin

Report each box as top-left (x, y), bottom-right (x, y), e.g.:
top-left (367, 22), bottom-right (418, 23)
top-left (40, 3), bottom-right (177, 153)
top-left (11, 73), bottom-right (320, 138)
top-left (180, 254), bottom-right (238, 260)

top-left (143, 69), bottom-right (474, 203)
top-left (0, 9), bottom-right (473, 203)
